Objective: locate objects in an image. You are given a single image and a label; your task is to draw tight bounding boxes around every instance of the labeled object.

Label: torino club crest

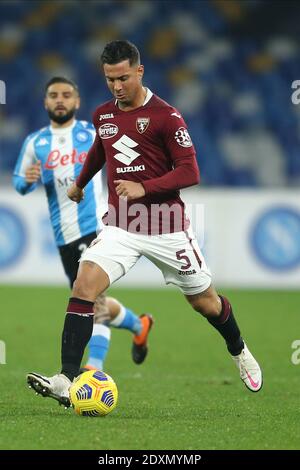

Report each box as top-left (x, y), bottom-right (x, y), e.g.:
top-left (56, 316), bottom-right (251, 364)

top-left (136, 117), bottom-right (150, 134)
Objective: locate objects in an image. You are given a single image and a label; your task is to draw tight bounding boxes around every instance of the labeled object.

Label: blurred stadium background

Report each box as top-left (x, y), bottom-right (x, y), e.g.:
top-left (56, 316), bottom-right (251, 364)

top-left (0, 0), bottom-right (300, 288)
top-left (1, 0), bottom-right (300, 451)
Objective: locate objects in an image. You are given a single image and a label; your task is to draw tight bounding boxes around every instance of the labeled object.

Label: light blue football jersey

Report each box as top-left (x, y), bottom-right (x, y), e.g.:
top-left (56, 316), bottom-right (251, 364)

top-left (13, 120), bottom-right (104, 246)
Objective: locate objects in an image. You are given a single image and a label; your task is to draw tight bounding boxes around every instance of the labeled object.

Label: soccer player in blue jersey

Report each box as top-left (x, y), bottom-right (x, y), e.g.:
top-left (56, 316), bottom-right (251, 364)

top-left (13, 76), bottom-right (153, 373)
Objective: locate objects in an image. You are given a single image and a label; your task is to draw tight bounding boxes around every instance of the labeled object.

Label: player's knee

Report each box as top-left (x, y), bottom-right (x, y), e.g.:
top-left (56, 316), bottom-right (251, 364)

top-left (72, 278), bottom-right (86, 298)
top-left (188, 296), bottom-right (221, 318)
top-left (72, 276), bottom-right (94, 301)
top-left (201, 302), bottom-right (221, 319)
top-left (72, 261), bottom-right (108, 301)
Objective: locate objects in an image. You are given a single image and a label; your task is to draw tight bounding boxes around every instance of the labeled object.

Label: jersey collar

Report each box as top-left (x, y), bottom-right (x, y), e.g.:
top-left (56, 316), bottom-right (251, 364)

top-left (49, 119), bottom-right (77, 134)
top-left (114, 88), bottom-right (153, 108)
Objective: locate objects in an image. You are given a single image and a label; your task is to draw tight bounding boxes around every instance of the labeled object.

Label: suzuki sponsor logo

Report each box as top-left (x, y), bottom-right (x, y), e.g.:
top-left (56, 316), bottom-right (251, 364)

top-left (116, 165), bottom-right (145, 173)
top-left (112, 135), bottom-right (141, 166)
top-left (44, 149), bottom-right (87, 169)
top-left (99, 123), bottom-right (118, 139)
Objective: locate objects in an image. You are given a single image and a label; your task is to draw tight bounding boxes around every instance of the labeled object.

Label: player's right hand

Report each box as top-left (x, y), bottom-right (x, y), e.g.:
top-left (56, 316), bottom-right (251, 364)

top-left (67, 183), bottom-right (85, 203)
top-left (25, 161), bottom-right (41, 183)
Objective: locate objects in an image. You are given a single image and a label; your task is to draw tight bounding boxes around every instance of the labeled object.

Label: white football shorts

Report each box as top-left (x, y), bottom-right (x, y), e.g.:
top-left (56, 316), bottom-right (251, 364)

top-left (80, 225), bottom-right (211, 295)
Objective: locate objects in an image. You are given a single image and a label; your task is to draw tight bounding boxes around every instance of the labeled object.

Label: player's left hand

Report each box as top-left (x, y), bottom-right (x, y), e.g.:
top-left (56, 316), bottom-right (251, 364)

top-left (67, 183), bottom-right (85, 203)
top-left (114, 180), bottom-right (146, 201)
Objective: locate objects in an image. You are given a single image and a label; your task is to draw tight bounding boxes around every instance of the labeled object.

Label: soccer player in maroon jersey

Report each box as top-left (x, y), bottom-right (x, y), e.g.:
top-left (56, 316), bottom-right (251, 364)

top-left (27, 40), bottom-right (262, 407)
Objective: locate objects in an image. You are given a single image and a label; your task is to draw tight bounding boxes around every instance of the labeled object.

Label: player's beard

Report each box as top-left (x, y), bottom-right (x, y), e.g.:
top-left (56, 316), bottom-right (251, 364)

top-left (47, 108), bottom-right (76, 124)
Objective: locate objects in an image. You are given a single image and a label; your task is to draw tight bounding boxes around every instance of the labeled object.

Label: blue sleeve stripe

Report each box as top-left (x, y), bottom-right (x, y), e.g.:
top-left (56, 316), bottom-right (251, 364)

top-left (12, 175), bottom-right (37, 195)
top-left (45, 184), bottom-right (65, 246)
top-left (13, 131), bottom-right (39, 176)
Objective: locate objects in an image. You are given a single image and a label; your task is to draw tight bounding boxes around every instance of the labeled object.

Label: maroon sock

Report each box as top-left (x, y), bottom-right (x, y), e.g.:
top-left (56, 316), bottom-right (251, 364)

top-left (61, 297), bottom-right (94, 380)
top-left (208, 296), bottom-right (244, 355)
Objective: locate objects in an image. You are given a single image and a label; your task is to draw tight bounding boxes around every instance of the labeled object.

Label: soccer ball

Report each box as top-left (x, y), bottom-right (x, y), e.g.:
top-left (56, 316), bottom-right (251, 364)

top-left (69, 370), bottom-right (118, 417)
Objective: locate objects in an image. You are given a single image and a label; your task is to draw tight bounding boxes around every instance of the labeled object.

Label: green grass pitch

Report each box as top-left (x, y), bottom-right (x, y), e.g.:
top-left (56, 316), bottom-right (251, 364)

top-left (0, 285), bottom-right (299, 450)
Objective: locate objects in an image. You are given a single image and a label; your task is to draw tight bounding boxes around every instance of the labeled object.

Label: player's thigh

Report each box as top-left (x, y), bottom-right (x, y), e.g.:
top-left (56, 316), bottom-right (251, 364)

top-left (80, 226), bottom-right (141, 285)
top-left (143, 229), bottom-right (212, 295)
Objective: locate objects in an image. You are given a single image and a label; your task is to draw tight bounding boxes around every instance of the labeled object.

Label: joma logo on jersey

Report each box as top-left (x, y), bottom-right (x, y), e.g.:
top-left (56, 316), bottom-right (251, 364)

top-left (44, 149), bottom-right (87, 169)
top-left (177, 269), bottom-right (196, 275)
top-left (136, 117), bottom-right (150, 134)
top-left (99, 113), bottom-right (114, 121)
top-left (99, 123), bottom-right (118, 139)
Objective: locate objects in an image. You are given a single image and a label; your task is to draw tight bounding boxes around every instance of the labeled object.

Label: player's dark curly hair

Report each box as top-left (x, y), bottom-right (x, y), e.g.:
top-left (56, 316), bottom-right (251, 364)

top-left (45, 77), bottom-right (79, 94)
top-left (101, 40), bottom-right (140, 67)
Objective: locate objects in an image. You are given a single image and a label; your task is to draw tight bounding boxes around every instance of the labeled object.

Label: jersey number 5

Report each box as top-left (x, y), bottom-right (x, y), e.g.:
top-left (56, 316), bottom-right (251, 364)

top-left (176, 249), bottom-right (192, 270)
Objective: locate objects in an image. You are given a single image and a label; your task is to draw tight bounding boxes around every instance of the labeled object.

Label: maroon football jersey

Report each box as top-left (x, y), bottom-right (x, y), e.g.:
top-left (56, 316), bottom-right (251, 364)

top-left (77, 91), bottom-right (200, 234)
